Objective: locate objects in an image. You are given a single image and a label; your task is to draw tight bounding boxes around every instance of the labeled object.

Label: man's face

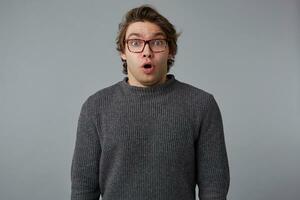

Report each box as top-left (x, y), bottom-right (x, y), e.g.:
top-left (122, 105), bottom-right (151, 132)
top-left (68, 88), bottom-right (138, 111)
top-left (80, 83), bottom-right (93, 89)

top-left (121, 21), bottom-right (172, 87)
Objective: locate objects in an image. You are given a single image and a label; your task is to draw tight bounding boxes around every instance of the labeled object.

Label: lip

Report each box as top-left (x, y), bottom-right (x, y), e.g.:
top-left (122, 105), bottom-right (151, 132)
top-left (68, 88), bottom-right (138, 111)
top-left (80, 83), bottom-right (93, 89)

top-left (141, 62), bottom-right (155, 74)
top-left (142, 66), bottom-right (155, 74)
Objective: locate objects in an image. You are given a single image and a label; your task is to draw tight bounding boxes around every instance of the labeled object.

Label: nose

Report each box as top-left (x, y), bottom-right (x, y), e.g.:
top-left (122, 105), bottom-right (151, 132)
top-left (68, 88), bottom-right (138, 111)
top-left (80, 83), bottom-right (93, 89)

top-left (142, 43), bottom-right (153, 58)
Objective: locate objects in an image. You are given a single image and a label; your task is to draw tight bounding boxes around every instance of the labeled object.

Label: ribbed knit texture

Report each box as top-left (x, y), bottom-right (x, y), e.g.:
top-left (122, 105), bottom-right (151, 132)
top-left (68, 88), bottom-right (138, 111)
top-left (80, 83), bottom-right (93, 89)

top-left (71, 74), bottom-right (230, 200)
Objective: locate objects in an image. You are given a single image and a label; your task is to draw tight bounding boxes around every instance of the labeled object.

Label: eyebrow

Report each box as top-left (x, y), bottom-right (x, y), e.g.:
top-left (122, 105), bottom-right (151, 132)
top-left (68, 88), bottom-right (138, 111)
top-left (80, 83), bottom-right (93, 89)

top-left (127, 32), bottom-right (166, 39)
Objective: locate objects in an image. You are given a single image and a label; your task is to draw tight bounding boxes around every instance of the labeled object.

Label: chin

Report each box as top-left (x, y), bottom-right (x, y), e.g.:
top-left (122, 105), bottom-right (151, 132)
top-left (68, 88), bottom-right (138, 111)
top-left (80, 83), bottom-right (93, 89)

top-left (144, 76), bottom-right (165, 85)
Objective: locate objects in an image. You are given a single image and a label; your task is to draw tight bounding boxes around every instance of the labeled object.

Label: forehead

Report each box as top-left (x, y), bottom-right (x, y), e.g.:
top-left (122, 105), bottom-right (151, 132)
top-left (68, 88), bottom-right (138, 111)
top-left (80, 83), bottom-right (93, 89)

top-left (125, 21), bottom-right (166, 39)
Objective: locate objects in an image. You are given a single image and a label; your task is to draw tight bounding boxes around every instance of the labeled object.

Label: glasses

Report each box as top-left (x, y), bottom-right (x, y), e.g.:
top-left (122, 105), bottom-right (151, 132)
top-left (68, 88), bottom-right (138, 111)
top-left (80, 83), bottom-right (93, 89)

top-left (125, 39), bottom-right (168, 53)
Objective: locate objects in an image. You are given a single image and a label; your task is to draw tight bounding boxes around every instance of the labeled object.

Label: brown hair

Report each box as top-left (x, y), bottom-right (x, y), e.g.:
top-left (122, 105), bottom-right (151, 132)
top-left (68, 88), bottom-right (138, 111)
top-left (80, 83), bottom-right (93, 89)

top-left (116, 5), bottom-right (180, 74)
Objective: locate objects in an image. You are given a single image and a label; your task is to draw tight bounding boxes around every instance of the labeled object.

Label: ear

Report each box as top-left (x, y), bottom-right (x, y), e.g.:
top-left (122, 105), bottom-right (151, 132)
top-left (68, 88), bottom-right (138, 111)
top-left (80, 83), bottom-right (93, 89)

top-left (168, 53), bottom-right (174, 60)
top-left (121, 52), bottom-right (126, 61)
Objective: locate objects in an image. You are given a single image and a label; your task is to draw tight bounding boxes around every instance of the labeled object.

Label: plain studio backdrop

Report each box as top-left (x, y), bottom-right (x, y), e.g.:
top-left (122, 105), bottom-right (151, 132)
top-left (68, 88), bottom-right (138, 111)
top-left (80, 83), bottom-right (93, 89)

top-left (0, 0), bottom-right (299, 200)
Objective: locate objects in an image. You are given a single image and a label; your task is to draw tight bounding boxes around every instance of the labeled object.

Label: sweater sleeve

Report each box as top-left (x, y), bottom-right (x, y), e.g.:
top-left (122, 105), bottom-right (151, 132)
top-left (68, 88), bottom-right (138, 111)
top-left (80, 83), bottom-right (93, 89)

top-left (71, 98), bottom-right (101, 200)
top-left (195, 95), bottom-right (230, 200)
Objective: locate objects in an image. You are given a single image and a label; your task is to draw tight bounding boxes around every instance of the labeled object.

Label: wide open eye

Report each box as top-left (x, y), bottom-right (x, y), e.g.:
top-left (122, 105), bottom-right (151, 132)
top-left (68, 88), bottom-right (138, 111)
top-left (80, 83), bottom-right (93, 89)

top-left (128, 39), bottom-right (143, 47)
top-left (151, 39), bottom-right (165, 46)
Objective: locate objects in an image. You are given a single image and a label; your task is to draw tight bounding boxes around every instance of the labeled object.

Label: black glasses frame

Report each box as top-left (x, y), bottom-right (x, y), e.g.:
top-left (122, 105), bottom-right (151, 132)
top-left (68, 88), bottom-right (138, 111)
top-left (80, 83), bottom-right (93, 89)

top-left (125, 39), bottom-right (168, 53)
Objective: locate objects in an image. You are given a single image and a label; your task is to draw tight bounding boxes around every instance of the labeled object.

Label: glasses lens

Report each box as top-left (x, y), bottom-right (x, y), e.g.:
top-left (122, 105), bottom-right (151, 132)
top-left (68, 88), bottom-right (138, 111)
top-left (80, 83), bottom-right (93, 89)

top-left (127, 39), bottom-right (144, 52)
top-left (150, 39), bottom-right (167, 52)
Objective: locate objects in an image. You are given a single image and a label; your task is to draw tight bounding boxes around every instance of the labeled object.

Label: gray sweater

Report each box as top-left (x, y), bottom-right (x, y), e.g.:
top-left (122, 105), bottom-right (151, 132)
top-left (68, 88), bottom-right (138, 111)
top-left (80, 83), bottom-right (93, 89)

top-left (71, 74), bottom-right (230, 200)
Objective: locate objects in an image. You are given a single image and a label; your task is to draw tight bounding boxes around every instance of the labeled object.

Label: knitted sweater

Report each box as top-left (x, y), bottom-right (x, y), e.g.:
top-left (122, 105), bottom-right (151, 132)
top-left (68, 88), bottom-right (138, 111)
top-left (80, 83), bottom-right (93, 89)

top-left (71, 74), bottom-right (230, 200)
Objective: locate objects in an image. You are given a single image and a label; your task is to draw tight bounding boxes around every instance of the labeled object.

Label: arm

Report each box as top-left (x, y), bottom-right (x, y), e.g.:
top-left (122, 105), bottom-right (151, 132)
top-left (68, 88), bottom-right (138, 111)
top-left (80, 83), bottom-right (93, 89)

top-left (195, 95), bottom-right (230, 200)
top-left (71, 99), bottom-right (101, 200)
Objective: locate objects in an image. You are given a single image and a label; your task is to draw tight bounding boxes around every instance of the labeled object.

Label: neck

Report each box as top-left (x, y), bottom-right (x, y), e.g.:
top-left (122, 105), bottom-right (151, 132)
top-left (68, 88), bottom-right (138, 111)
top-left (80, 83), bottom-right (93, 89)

top-left (127, 75), bottom-right (168, 88)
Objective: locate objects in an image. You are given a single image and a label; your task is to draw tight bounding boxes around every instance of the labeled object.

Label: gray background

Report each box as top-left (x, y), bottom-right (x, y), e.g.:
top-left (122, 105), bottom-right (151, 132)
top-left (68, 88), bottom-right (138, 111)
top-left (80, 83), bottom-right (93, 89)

top-left (0, 0), bottom-right (299, 200)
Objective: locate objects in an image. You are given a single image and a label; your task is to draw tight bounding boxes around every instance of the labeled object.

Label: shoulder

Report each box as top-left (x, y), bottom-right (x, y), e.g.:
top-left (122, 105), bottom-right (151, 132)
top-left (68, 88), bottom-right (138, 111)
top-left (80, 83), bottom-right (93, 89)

top-left (174, 79), bottom-right (215, 104)
top-left (80, 81), bottom-right (121, 113)
top-left (173, 79), bottom-right (222, 117)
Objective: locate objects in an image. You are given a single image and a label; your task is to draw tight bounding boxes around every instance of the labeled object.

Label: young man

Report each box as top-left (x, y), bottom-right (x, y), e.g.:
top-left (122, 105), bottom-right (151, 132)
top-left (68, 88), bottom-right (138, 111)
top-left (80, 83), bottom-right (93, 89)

top-left (71, 5), bottom-right (230, 200)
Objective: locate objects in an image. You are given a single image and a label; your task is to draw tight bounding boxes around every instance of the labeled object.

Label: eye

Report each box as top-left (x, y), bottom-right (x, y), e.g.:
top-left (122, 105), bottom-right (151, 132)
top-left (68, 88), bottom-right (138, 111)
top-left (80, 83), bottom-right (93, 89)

top-left (129, 39), bottom-right (142, 47)
top-left (152, 39), bottom-right (164, 46)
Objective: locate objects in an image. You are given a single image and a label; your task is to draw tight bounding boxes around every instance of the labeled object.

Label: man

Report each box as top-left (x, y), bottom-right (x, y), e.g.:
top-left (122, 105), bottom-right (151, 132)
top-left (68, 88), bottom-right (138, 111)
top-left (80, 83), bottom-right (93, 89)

top-left (71, 5), bottom-right (230, 200)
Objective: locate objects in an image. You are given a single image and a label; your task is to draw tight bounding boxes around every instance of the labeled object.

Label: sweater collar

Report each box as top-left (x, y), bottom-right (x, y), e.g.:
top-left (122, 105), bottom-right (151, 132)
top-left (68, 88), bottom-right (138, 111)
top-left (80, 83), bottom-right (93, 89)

top-left (120, 74), bottom-right (176, 96)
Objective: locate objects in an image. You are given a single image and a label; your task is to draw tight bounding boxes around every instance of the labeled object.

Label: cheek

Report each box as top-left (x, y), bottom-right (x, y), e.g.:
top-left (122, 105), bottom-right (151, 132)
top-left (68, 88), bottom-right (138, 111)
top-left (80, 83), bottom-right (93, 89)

top-left (158, 54), bottom-right (170, 64)
top-left (126, 55), bottom-right (140, 68)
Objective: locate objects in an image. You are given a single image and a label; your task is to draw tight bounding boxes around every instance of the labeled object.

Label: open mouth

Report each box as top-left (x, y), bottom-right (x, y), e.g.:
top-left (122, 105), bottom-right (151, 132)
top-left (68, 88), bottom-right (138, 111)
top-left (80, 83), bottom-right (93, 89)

top-left (143, 64), bottom-right (152, 68)
top-left (142, 63), bottom-right (155, 74)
